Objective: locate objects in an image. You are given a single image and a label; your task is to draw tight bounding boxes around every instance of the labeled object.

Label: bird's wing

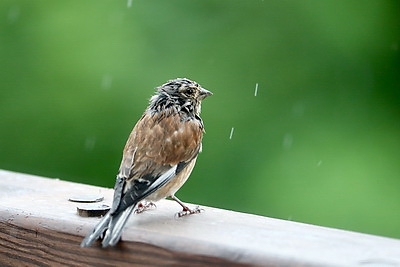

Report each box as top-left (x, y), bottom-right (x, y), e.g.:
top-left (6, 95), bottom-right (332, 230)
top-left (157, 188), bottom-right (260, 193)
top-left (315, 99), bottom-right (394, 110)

top-left (111, 111), bottom-right (203, 215)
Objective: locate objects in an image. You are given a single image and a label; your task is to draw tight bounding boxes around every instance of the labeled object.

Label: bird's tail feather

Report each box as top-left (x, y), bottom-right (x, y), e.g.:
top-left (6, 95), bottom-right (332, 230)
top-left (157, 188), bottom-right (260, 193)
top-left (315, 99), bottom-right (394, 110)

top-left (102, 204), bottom-right (136, 247)
top-left (80, 212), bottom-right (112, 248)
top-left (80, 204), bottom-right (136, 248)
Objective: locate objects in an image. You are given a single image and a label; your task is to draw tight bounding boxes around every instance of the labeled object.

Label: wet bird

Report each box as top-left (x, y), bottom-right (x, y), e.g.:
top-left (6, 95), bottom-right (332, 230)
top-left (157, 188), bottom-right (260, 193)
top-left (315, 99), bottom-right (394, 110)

top-left (81, 78), bottom-right (212, 247)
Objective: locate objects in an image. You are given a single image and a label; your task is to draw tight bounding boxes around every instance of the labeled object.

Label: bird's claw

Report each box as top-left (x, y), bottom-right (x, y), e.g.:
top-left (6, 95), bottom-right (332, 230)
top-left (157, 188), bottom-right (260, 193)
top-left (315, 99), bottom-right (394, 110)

top-left (176, 206), bottom-right (204, 218)
top-left (135, 201), bottom-right (157, 214)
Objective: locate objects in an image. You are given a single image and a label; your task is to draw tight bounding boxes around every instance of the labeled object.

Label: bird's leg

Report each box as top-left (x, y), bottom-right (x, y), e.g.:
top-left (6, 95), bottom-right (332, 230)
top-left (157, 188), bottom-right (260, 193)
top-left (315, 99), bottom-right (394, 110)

top-left (170, 195), bottom-right (204, 217)
top-left (134, 201), bottom-right (157, 214)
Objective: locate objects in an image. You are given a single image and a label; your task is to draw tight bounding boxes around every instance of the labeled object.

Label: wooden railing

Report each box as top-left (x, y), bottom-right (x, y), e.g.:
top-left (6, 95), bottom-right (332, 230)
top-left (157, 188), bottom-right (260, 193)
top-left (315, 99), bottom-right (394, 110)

top-left (0, 169), bottom-right (399, 266)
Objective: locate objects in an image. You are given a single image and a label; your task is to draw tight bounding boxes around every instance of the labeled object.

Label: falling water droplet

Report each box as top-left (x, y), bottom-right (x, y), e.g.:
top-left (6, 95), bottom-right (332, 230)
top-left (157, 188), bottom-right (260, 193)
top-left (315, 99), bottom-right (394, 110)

top-left (84, 137), bottom-right (96, 151)
top-left (101, 74), bottom-right (113, 90)
top-left (7, 6), bottom-right (20, 24)
top-left (282, 133), bottom-right (293, 150)
top-left (229, 127), bottom-right (235, 140)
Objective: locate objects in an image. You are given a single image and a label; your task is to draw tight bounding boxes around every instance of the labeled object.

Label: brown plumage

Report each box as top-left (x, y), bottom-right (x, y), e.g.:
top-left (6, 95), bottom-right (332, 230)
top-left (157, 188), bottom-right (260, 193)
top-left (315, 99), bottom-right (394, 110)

top-left (81, 78), bottom-right (212, 248)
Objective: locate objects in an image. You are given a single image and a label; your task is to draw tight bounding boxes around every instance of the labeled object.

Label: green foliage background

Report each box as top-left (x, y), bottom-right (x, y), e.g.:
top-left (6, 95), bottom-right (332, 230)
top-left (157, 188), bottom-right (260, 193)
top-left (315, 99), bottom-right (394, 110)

top-left (1, 1), bottom-right (399, 238)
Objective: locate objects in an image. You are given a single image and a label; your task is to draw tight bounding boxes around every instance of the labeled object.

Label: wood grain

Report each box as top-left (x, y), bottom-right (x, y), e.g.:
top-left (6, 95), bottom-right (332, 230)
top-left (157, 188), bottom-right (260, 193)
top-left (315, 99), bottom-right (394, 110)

top-left (1, 169), bottom-right (400, 266)
top-left (0, 221), bottom-right (245, 267)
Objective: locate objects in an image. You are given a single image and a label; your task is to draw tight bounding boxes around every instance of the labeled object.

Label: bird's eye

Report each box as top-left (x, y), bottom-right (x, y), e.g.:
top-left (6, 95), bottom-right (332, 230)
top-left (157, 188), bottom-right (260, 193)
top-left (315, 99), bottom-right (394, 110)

top-left (186, 88), bottom-right (194, 95)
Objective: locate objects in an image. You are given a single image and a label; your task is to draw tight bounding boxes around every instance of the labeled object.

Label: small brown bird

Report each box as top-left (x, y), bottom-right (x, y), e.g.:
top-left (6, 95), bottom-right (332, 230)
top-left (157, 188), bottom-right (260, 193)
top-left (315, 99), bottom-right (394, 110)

top-left (81, 78), bottom-right (212, 248)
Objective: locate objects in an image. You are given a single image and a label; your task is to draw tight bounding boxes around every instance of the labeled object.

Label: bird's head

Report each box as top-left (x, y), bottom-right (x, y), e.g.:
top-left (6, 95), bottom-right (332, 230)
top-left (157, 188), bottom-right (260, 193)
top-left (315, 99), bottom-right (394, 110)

top-left (157, 78), bottom-right (212, 102)
top-left (150, 78), bottom-right (212, 116)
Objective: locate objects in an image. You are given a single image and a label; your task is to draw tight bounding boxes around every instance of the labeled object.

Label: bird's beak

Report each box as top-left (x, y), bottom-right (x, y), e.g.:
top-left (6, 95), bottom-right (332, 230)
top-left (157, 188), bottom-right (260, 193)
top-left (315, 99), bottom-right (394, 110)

top-left (199, 87), bottom-right (213, 99)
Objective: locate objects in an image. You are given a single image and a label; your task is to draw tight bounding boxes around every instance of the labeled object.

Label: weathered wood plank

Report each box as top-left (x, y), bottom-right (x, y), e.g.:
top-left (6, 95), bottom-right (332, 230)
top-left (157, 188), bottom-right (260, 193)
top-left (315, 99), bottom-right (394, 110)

top-left (0, 169), bottom-right (399, 266)
top-left (0, 221), bottom-right (243, 267)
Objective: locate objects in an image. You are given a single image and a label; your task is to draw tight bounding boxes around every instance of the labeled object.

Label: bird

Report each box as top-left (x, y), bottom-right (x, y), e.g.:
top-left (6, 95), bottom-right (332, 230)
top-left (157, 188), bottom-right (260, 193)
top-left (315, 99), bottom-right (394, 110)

top-left (81, 78), bottom-right (212, 248)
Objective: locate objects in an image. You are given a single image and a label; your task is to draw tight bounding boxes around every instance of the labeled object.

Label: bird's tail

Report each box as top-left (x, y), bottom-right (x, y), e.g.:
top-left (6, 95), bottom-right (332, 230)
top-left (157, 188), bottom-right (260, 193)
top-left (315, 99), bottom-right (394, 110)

top-left (80, 212), bottom-right (112, 247)
top-left (101, 204), bottom-right (136, 247)
top-left (80, 204), bottom-right (136, 248)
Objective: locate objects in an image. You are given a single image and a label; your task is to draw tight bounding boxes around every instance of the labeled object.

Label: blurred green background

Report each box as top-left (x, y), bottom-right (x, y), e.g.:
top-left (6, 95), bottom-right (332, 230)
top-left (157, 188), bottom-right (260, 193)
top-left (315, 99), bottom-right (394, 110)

top-left (1, 1), bottom-right (399, 238)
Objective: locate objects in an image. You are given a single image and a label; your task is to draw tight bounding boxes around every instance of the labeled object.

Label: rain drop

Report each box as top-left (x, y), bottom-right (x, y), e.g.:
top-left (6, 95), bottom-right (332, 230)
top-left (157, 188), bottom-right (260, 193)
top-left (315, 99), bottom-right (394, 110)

top-left (8, 6), bottom-right (20, 24)
top-left (101, 74), bottom-right (113, 90)
top-left (254, 83), bottom-right (259, 96)
top-left (282, 133), bottom-right (293, 150)
top-left (229, 127), bottom-right (235, 140)
top-left (85, 137), bottom-right (96, 151)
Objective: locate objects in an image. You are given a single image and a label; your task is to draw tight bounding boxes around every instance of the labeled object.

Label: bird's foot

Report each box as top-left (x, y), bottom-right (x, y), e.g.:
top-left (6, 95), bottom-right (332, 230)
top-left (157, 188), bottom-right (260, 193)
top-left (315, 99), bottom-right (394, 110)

top-left (176, 206), bottom-right (204, 218)
top-left (135, 201), bottom-right (157, 214)
top-left (170, 195), bottom-right (204, 217)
